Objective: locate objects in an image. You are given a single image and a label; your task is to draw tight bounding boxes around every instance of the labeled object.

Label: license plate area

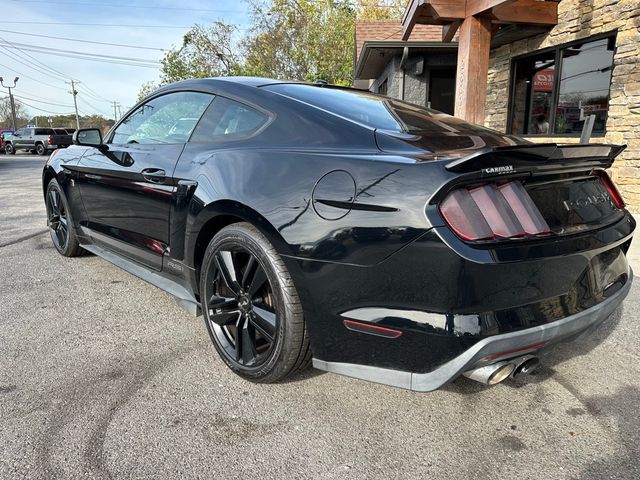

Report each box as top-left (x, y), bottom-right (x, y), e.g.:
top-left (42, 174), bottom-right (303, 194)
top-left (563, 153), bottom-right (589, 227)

top-left (526, 177), bottom-right (623, 235)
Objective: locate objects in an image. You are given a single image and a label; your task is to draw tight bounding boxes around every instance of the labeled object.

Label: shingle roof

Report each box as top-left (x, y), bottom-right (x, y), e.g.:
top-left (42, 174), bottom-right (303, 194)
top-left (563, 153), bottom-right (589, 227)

top-left (355, 20), bottom-right (444, 62)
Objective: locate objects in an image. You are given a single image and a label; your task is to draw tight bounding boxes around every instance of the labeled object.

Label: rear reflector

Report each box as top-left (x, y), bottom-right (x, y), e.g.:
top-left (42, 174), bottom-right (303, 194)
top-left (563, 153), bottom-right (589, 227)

top-left (342, 319), bottom-right (402, 339)
top-left (592, 169), bottom-right (625, 209)
top-left (439, 180), bottom-right (550, 241)
top-left (483, 342), bottom-right (546, 362)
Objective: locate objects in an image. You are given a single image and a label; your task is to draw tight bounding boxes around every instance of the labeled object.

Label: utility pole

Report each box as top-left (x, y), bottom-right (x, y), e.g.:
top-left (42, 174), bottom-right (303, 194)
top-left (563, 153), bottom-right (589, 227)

top-left (112, 101), bottom-right (121, 121)
top-left (0, 76), bottom-right (19, 130)
top-left (66, 80), bottom-right (80, 130)
top-left (117, 104), bottom-right (122, 120)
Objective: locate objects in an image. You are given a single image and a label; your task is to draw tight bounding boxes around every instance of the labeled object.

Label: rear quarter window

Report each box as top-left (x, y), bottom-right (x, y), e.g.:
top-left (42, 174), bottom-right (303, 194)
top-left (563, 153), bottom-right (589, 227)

top-left (35, 128), bottom-right (55, 135)
top-left (264, 83), bottom-right (518, 141)
top-left (190, 97), bottom-right (269, 143)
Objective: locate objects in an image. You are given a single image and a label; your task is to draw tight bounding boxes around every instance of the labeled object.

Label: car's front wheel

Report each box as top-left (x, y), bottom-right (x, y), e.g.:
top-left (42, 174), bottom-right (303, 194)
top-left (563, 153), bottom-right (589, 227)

top-left (200, 223), bottom-right (310, 382)
top-left (5, 143), bottom-right (15, 154)
top-left (45, 179), bottom-right (83, 257)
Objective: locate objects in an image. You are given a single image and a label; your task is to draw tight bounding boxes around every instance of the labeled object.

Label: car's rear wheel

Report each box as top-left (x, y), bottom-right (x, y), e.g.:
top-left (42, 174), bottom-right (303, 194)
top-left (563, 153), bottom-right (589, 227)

top-left (5, 143), bottom-right (15, 155)
top-left (200, 223), bottom-right (310, 382)
top-left (36, 143), bottom-right (46, 156)
top-left (45, 179), bottom-right (83, 257)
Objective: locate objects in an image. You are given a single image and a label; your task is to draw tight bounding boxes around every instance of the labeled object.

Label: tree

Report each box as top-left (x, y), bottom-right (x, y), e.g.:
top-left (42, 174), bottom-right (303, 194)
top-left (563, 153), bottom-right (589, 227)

top-left (137, 81), bottom-right (159, 102)
top-left (25, 114), bottom-right (114, 132)
top-left (356, 0), bottom-right (405, 20)
top-left (0, 96), bottom-right (28, 129)
top-left (242, 0), bottom-right (356, 85)
top-left (137, 0), bottom-right (406, 95)
top-left (160, 22), bottom-right (242, 84)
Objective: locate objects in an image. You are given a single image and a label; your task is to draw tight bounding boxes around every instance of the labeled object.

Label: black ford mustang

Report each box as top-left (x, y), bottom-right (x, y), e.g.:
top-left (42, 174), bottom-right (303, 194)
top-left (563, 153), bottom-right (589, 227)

top-left (42, 77), bottom-right (635, 391)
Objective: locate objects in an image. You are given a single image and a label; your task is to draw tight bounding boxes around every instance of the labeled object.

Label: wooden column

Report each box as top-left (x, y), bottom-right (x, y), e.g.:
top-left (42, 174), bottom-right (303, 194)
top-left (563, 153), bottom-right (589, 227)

top-left (454, 14), bottom-right (492, 125)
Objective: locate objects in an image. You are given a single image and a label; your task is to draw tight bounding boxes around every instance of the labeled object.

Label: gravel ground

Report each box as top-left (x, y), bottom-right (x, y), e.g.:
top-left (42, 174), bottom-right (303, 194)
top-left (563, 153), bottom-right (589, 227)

top-left (1, 154), bottom-right (639, 480)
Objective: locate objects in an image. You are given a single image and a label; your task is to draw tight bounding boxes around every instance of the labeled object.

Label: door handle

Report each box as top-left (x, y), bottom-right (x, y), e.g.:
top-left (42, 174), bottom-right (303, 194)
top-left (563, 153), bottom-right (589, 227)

top-left (141, 168), bottom-right (166, 183)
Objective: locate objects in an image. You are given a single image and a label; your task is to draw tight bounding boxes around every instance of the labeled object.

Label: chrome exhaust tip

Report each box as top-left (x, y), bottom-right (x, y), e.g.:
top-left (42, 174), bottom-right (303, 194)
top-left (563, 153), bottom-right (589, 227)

top-left (513, 356), bottom-right (540, 377)
top-left (463, 361), bottom-right (515, 385)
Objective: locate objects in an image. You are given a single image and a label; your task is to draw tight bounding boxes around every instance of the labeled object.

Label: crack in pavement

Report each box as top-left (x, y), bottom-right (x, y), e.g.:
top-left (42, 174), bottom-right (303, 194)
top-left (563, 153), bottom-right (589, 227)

top-left (35, 346), bottom-right (198, 480)
top-left (0, 229), bottom-right (48, 248)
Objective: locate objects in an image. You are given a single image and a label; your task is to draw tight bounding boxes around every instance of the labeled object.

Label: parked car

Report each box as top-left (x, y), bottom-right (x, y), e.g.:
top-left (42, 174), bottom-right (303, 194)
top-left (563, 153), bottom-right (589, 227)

top-left (0, 129), bottom-right (15, 154)
top-left (42, 78), bottom-right (635, 391)
top-left (4, 127), bottom-right (61, 155)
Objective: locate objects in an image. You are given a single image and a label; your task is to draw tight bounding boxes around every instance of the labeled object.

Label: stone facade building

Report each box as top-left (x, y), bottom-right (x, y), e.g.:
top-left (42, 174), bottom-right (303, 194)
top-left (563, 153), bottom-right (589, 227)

top-left (354, 1), bottom-right (640, 210)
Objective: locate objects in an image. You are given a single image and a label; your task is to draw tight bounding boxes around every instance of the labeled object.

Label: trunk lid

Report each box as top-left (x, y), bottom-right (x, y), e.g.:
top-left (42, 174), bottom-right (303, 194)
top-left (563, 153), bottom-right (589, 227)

top-left (429, 143), bottom-right (627, 241)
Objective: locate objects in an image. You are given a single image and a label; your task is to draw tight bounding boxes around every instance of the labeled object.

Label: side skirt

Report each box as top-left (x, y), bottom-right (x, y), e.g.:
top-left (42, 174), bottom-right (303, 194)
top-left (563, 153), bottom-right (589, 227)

top-left (80, 242), bottom-right (201, 316)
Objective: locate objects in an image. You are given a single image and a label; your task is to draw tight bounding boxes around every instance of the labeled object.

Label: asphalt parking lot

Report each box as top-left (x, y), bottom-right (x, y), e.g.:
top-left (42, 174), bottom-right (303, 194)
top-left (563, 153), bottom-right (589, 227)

top-left (1, 153), bottom-right (639, 480)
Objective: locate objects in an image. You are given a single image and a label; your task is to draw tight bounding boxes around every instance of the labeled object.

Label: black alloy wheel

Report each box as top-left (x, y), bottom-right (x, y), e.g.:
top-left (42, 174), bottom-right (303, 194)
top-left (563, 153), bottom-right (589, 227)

top-left (201, 223), bottom-right (310, 382)
top-left (5, 143), bottom-right (14, 154)
top-left (36, 143), bottom-right (46, 156)
top-left (45, 179), bottom-right (83, 257)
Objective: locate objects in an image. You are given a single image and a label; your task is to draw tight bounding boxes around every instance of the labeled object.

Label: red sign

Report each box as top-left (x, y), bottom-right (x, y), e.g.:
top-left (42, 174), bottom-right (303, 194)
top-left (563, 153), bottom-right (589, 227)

top-left (533, 68), bottom-right (554, 92)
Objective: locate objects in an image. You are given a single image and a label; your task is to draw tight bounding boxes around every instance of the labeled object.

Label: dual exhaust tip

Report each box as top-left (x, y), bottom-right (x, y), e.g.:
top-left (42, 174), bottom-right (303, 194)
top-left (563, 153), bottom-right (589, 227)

top-left (463, 355), bottom-right (540, 385)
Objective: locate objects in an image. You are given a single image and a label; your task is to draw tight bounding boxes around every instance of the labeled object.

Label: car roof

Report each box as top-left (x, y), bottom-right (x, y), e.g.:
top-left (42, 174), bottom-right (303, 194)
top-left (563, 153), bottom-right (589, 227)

top-left (154, 77), bottom-right (312, 94)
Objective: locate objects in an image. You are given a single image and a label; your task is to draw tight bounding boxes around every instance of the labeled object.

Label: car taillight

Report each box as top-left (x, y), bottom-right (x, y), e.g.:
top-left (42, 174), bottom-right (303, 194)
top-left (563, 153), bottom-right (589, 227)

top-left (48, 135), bottom-right (54, 144)
top-left (592, 169), bottom-right (625, 209)
top-left (439, 180), bottom-right (550, 241)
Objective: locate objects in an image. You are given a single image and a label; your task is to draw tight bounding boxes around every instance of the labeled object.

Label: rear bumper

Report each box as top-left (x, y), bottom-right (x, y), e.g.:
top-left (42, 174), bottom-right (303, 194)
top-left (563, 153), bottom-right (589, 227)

top-left (313, 268), bottom-right (632, 391)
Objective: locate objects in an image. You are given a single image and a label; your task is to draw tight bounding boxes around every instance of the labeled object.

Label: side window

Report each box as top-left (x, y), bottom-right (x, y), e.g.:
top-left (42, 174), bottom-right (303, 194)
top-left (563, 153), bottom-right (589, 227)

top-left (111, 91), bottom-right (213, 145)
top-left (190, 97), bottom-right (269, 143)
top-left (15, 129), bottom-right (26, 136)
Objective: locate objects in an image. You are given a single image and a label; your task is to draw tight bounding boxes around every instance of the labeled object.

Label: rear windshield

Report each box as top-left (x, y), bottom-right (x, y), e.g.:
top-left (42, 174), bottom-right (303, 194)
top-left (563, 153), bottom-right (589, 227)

top-left (264, 83), bottom-right (515, 138)
top-left (35, 128), bottom-right (55, 135)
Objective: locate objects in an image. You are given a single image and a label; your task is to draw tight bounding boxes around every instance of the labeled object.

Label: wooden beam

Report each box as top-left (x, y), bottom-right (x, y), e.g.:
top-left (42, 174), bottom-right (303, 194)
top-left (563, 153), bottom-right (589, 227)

top-left (454, 14), bottom-right (492, 124)
top-left (465, 0), bottom-right (516, 17)
top-left (401, 0), bottom-right (422, 40)
top-left (429, 1), bottom-right (465, 21)
top-left (490, 0), bottom-right (558, 25)
top-left (442, 20), bottom-right (461, 42)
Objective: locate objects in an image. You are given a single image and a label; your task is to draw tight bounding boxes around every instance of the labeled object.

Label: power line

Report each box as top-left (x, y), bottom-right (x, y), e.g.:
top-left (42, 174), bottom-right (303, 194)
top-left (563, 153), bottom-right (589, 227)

top-left (7, 0), bottom-right (244, 13)
top-left (0, 44), bottom-right (160, 68)
top-left (0, 62), bottom-right (67, 91)
top-left (0, 29), bottom-right (166, 52)
top-left (78, 96), bottom-right (112, 118)
top-left (1, 21), bottom-right (192, 28)
top-left (0, 45), bottom-right (70, 85)
top-left (81, 84), bottom-right (112, 103)
top-left (0, 37), bottom-right (69, 81)
top-left (0, 41), bottom-right (160, 65)
top-left (18, 98), bottom-right (73, 115)
top-left (13, 94), bottom-right (73, 108)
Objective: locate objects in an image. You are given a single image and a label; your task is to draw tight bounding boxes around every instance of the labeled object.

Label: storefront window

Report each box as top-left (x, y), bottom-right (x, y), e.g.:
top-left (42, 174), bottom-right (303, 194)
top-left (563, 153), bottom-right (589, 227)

top-left (508, 34), bottom-right (616, 136)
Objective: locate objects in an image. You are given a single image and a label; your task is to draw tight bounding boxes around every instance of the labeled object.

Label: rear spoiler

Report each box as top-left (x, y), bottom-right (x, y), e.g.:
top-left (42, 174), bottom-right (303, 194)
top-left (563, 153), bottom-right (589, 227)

top-left (445, 143), bottom-right (626, 174)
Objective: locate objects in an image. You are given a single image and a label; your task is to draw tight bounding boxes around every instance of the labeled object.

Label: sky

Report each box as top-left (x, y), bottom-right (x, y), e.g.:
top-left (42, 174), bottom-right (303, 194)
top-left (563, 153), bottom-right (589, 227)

top-left (0, 0), bottom-right (252, 120)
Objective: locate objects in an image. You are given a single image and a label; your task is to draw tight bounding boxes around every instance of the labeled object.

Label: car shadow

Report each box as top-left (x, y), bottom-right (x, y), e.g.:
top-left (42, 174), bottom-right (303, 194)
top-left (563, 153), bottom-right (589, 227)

top-left (278, 366), bottom-right (326, 385)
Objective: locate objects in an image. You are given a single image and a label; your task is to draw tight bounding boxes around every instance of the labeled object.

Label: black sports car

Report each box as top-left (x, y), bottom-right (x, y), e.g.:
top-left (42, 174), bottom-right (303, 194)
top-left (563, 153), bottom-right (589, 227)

top-left (42, 78), bottom-right (635, 390)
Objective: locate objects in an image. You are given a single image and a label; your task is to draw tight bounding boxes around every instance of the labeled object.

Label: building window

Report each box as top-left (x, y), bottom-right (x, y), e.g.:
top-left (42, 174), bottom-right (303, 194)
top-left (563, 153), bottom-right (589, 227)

top-left (378, 78), bottom-right (388, 96)
top-left (508, 33), bottom-right (616, 136)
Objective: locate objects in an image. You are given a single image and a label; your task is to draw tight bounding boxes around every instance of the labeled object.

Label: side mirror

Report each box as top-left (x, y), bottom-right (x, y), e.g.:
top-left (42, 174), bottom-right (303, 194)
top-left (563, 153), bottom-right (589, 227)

top-left (73, 128), bottom-right (104, 147)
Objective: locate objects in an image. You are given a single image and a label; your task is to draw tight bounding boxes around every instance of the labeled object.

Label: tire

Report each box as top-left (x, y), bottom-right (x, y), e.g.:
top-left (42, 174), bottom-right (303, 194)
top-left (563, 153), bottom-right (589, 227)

top-left (200, 222), bottom-right (310, 383)
top-left (36, 143), bottom-right (46, 156)
top-left (5, 143), bottom-right (15, 155)
top-left (45, 179), bottom-right (83, 257)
